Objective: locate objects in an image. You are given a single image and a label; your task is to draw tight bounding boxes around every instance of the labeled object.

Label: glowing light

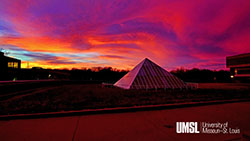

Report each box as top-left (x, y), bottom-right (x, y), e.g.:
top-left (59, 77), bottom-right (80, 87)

top-left (235, 69), bottom-right (237, 74)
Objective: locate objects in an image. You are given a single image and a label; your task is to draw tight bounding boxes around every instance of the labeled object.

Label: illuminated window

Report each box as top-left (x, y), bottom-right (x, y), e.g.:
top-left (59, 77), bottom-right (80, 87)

top-left (8, 62), bottom-right (13, 67)
top-left (8, 62), bottom-right (18, 68)
top-left (13, 62), bottom-right (18, 68)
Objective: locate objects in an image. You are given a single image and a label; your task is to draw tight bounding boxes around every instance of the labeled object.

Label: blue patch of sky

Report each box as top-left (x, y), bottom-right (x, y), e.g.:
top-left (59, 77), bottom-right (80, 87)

top-left (0, 20), bottom-right (20, 37)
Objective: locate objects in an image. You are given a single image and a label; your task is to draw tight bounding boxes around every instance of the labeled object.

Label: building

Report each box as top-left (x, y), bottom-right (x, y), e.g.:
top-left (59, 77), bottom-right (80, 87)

top-left (114, 58), bottom-right (189, 89)
top-left (226, 53), bottom-right (250, 82)
top-left (0, 52), bottom-right (21, 80)
top-left (0, 52), bottom-right (21, 70)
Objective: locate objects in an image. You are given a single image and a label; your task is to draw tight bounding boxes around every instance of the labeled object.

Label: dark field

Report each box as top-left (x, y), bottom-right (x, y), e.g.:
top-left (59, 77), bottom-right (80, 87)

top-left (0, 81), bottom-right (250, 115)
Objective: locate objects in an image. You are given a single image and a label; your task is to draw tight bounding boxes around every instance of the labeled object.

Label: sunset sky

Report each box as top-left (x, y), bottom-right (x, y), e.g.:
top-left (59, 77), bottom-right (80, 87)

top-left (0, 0), bottom-right (250, 70)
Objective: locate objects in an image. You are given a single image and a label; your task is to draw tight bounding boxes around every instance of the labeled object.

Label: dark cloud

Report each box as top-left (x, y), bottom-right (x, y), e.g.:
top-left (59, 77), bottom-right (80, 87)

top-left (47, 60), bottom-right (77, 64)
top-left (100, 55), bottom-right (127, 59)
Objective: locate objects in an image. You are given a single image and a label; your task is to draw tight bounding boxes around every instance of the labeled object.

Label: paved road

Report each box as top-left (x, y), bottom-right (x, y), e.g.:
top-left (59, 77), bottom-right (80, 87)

top-left (0, 102), bottom-right (250, 141)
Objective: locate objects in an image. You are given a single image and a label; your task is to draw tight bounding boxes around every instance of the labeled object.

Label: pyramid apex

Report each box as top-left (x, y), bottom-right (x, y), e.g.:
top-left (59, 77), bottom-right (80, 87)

top-left (143, 58), bottom-right (154, 63)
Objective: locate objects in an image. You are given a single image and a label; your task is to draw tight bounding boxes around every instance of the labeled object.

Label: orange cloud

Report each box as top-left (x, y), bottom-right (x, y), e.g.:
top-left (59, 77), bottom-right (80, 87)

top-left (1, 37), bottom-right (75, 53)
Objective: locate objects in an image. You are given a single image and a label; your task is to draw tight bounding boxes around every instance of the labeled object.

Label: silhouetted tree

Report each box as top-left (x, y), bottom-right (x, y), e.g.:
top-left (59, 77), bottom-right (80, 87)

top-left (171, 68), bottom-right (231, 83)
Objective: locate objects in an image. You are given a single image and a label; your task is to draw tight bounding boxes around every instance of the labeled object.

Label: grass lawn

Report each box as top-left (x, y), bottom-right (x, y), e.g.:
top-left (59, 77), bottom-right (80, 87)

top-left (0, 83), bottom-right (250, 115)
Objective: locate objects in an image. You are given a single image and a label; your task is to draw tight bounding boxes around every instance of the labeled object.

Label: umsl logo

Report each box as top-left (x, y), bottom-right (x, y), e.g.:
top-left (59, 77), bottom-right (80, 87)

top-left (176, 122), bottom-right (200, 133)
